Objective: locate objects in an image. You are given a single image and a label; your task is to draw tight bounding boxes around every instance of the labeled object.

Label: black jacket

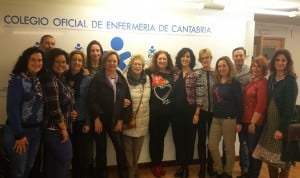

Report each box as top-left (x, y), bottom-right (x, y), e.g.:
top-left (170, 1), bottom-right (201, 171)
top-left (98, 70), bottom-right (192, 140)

top-left (88, 69), bottom-right (132, 128)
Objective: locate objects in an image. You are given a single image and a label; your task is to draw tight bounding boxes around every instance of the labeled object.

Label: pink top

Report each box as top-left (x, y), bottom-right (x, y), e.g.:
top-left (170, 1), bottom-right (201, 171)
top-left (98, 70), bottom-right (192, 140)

top-left (242, 78), bottom-right (268, 125)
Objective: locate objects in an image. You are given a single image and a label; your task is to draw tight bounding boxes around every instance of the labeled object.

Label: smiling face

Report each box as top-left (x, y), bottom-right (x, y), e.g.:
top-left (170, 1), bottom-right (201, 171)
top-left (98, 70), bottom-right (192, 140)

top-left (199, 52), bottom-right (212, 69)
top-left (251, 61), bottom-right (263, 78)
top-left (156, 53), bottom-right (168, 70)
top-left (180, 52), bottom-right (191, 68)
top-left (217, 59), bottom-right (230, 78)
top-left (233, 49), bottom-right (245, 71)
top-left (131, 58), bottom-right (143, 76)
top-left (275, 54), bottom-right (288, 72)
top-left (89, 44), bottom-right (102, 65)
top-left (104, 54), bottom-right (118, 72)
top-left (70, 53), bottom-right (84, 74)
top-left (52, 54), bottom-right (67, 76)
top-left (27, 52), bottom-right (43, 74)
top-left (40, 36), bottom-right (55, 52)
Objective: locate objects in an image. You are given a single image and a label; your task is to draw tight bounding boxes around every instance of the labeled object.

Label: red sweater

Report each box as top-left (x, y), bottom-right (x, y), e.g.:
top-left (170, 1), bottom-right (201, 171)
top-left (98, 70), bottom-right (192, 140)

top-left (242, 78), bottom-right (268, 125)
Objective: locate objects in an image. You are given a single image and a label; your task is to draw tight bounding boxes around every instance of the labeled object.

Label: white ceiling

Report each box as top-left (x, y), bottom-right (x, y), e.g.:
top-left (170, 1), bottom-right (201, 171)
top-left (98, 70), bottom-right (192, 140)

top-left (188, 0), bottom-right (300, 26)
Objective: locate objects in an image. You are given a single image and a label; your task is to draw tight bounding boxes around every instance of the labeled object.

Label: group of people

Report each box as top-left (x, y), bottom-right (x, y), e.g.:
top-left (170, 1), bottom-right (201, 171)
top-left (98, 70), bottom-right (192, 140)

top-left (3, 34), bottom-right (298, 178)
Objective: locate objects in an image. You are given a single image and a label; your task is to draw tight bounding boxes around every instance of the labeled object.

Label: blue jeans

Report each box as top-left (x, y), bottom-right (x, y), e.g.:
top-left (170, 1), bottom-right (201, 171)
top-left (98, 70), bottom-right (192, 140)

top-left (44, 129), bottom-right (72, 178)
top-left (4, 125), bottom-right (41, 178)
top-left (238, 124), bottom-right (250, 173)
top-left (245, 124), bottom-right (263, 178)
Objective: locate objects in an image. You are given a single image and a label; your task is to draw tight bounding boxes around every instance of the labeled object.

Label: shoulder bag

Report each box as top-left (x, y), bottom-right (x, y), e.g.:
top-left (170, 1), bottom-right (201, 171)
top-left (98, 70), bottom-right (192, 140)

top-left (123, 85), bottom-right (144, 130)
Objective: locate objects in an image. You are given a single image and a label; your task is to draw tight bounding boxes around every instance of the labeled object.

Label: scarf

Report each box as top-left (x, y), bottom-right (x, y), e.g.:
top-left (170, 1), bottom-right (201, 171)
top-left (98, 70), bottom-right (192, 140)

top-left (126, 68), bottom-right (147, 85)
top-left (26, 72), bottom-right (42, 99)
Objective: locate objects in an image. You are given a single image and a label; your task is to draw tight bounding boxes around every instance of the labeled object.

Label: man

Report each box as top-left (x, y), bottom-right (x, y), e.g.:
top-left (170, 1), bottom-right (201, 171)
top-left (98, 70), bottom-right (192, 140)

top-left (233, 47), bottom-right (251, 178)
top-left (233, 47), bottom-right (251, 87)
top-left (39, 34), bottom-right (56, 53)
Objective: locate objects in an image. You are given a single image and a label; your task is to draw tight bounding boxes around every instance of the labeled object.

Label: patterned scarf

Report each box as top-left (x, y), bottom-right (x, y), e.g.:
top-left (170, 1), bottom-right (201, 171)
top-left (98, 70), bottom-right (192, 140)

top-left (126, 68), bottom-right (147, 85)
top-left (26, 72), bottom-right (42, 99)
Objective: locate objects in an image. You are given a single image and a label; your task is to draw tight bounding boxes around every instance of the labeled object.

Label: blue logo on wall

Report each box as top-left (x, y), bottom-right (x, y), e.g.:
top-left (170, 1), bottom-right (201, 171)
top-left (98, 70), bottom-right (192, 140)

top-left (110, 36), bottom-right (131, 70)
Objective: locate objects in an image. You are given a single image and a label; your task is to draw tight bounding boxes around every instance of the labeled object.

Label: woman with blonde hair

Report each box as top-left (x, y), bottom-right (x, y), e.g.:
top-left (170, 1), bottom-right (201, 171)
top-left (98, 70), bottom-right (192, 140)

top-left (123, 54), bottom-right (151, 178)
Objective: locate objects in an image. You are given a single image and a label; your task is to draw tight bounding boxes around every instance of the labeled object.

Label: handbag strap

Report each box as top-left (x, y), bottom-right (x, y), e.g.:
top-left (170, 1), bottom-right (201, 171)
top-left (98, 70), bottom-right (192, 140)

top-left (134, 85), bottom-right (144, 115)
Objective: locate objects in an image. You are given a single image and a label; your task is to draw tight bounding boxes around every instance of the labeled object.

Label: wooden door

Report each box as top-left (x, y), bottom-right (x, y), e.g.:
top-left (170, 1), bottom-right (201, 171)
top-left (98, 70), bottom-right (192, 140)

top-left (254, 36), bottom-right (285, 60)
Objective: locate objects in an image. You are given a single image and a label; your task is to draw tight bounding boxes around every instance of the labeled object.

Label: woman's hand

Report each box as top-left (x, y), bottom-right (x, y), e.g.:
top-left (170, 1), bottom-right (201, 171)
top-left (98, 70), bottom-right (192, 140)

top-left (83, 68), bottom-right (90, 76)
top-left (114, 120), bottom-right (123, 132)
top-left (70, 110), bottom-right (78, 122)
top-left (60, 129), bottom-right (69, 143)
top-left (248, 124), bottom-right (255, 134)
top-left (82, 125), bottom-right (90, 133)
top-left (13, 137), bottom-right (28, 154)
top-left (123, 99), bottom-right (131, 108)
top-left (192, 114), bottom-right (199, 124)
top-left (274, 130), bottom-right (283, 141)
top-left (94, 117), bottom-right (103, 134)
top-left (58, 121), bottom-right (69, 143)
top-left (236, 124), bottom-right (242, 133)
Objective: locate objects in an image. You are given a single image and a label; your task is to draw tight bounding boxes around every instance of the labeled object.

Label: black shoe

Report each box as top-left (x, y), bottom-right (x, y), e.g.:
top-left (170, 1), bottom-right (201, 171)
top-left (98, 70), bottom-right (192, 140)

top-left (207, 164), bottom-right (214, 176)
top-left (210, 172), bottom-right (223, 178)
top-left (236, 173), bottom-right (249, 178)
top-left (174, 167), bottom-right (183, 177)
top-left (222, 173), bottom-right (232, 178)
top-left (198, 164), bottom-right (205, 178)
top-left (181, 168), bottom-right (188, 178)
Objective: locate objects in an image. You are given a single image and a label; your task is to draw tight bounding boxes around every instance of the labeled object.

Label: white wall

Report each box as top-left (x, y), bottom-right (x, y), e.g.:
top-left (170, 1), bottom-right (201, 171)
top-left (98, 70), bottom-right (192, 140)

top-left (0, 0), bottom-right (254, 165)
top-left (255, 22), bottom-right (300, 104)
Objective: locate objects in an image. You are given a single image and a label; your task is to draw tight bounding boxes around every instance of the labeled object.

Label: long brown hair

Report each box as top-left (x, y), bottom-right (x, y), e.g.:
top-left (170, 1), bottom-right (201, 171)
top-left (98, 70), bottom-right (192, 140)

top-left (147, 50), bottom-right (175, 74)
top-left (269, 49), bottom-right (297, 78)
top-left (214, 56), bottom-right (236, 84)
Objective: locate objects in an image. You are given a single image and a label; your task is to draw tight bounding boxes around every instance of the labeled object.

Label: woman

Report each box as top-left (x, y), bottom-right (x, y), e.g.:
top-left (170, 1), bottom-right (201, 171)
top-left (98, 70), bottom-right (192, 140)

top-left (42, 48), bottom-right (77, 178)
top-left (253, 49), bottom-right (298, 178)
top-left (4, 47), bottom-right (45, 178)
top-left (195, 48), bottom-right (215, 178)
top-left (123, 55), bottom-right (151, 178)
top-left (88, 51), bottom-right (132, 178)
top-left (86, 40), bottom-right (104, 77)
top-left (172, 48), bottom-right (199, 178)
top-left (208, 56), bottom-right (243, 178)
top-left (65, 50), bottom-right (93, 178)
top-left (145, 50), bottom-right (175, 177)
top-left (237, 56), bottom-right (268, 178)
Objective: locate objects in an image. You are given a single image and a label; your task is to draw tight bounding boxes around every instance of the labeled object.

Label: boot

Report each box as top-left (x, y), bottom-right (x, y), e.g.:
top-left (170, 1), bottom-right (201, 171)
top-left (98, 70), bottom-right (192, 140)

top-left (181, 167), bottom-right (189, 178)
top-left (174, 167), bottom-right (183, 177)
top-left (152, 164), bottom-right (165, 177)
top-left (207, 162), bottom-right (214, 176)
top-left (198, 164), bottom-right (205, 178)
top-left (279, 165), bottom-right (290, 178)
top-left (268, 165), bottom-right (279, 178)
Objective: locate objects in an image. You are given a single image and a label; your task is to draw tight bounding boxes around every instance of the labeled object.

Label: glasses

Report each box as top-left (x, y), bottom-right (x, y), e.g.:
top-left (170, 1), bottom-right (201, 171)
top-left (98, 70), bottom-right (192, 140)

top-left (200, 56), bottom-right (211, 61)
top-left (132, 63), bottom-right (143, 66)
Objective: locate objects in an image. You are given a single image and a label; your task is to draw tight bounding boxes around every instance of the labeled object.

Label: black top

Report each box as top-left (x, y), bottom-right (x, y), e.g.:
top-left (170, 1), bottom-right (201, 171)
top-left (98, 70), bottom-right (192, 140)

top-left (213, 79), bottom-right (243, 123)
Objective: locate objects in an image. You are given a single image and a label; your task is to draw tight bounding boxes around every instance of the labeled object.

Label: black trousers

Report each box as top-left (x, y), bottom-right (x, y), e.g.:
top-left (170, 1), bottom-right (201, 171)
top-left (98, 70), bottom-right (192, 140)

top-left (172, 104), bottom-right (197, 167)
top-left (197, 110), bottom-right (213, 166)
top-left (71, 123), bottom-right (94, 178)
top-left (149, 112), bottom-right (171, 166)
top-left (93, 129), bottom-right (128, 178)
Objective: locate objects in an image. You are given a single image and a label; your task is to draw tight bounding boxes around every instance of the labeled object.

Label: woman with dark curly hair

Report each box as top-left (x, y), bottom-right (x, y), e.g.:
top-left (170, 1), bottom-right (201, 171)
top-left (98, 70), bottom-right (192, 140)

top-left (4, 47), bottom-right (45, 178)
top-left (42, 48), bottom-right (77, 178)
